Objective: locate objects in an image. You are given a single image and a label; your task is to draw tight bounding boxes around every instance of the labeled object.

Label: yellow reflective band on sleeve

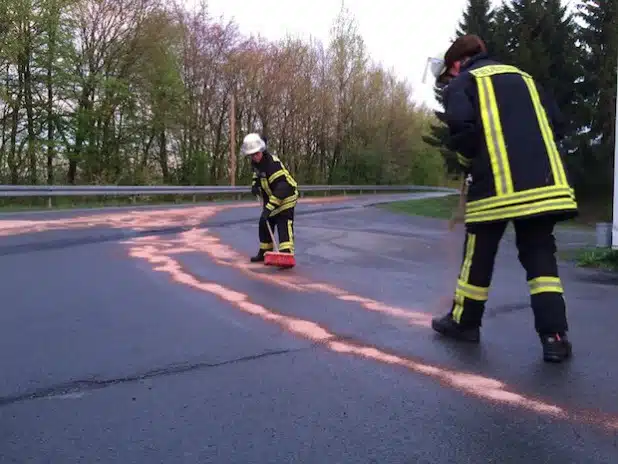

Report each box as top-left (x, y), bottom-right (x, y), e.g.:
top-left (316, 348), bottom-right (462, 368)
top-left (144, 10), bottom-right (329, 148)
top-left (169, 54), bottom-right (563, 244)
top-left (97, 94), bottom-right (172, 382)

top-left (270, 155), bottom-right (298, 188)
top-left (528, 276), bottom-right (563, 295)
top-left (521, 76), bottom-right (567, 186)
top-left (466, 185), bottom-right (575, 214)
top-left (260, 178), bottom-right (272, 197)
top-left (465, 197), bottom-right (577, 223)
top-left (268, 170), bottom-right (285, 184)
top-left (268, 195), bottom-right (282, 206)
top-left (475, 75), bottom-right (514, 196)
top-left (265, 203), bottom-right (275, 211)
top-left (452, 232), bottom-right (476, 324)
top-left (270, 193), bottom-right (298, 216)
top-left (456, 280), bottom-right (489, 301)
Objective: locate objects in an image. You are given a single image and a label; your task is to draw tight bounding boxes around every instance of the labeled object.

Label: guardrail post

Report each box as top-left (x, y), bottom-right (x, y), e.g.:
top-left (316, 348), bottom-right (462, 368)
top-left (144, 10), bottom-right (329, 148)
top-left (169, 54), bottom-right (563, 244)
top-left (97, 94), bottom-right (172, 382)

top-left (47, 197), bottom-right (52, 209)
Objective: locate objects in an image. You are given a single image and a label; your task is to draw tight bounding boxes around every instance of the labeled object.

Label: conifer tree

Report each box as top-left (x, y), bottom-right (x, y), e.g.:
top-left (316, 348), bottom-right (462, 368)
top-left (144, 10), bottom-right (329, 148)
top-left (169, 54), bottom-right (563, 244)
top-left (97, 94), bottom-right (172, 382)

top-left (574, 0), bottom-right (618, 192)
top-left (423, 0), bottom-right (500, 175)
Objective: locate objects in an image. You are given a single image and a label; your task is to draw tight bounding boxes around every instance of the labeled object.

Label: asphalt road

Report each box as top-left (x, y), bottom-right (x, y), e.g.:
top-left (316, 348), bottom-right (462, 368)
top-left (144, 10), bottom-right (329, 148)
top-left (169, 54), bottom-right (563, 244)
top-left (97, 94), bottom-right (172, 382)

top-left (0, 193), bottom-right (616, 463)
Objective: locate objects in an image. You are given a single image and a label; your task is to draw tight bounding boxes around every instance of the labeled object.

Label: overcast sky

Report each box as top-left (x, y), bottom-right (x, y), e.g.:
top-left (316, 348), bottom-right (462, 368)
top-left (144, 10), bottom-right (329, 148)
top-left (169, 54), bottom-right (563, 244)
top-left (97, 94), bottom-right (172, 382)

top-left (182, 0), bottom-right (506, 109)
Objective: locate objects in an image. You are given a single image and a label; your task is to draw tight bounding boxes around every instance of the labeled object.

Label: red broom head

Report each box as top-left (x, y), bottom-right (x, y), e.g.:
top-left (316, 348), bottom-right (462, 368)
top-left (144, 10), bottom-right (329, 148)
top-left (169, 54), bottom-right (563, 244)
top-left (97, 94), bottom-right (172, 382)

top-left (264, 251), bottom-right (296, 268)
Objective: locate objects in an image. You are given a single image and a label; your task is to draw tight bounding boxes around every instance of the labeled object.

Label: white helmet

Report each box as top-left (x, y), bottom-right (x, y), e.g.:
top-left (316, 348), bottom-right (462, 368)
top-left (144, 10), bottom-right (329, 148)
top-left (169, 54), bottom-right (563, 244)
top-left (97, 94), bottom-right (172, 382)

top-left (240, 133), bottom-right (266, 156)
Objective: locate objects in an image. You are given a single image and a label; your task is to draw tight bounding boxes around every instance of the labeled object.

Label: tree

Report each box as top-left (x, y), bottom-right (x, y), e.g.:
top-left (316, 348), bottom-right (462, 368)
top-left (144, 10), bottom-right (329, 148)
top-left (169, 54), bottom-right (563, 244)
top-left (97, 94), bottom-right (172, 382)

top-left (574, 0), bottom-right (618, 194)
top-left (456, 0), bottom-right (503, 58)
top-left (423, 0), bottom-right (503, 177)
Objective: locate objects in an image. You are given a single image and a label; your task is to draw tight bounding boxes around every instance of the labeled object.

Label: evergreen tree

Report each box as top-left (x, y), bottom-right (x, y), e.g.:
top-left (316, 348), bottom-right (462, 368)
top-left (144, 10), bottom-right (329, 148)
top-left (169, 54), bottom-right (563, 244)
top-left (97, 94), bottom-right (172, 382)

top-left (423, 0), bottom-right (501, 176)
top-left (421, 86), bottom-right (459, 174)
top-left (455, 0), bottom-right (505, 59)
top-left (575, 0), bottom-right (618, 193)
top-left (499, 1), bottom-right (581, 164)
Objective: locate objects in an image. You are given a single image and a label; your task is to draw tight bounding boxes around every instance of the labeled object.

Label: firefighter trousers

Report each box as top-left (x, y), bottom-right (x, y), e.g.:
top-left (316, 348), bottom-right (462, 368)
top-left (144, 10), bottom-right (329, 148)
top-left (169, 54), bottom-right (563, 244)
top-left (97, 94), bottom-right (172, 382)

top-left (259, 208), bottom-right (295, 254)
top-left (449, 215), bottom-right (568, 335)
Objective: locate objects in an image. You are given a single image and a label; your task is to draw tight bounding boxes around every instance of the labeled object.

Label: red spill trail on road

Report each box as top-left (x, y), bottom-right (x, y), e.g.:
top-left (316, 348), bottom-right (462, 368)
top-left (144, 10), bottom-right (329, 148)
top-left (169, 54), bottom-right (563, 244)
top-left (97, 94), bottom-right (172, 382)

top-left (123, 226), bottom-right (618, 433)
top-left (3, 198), bottom-right (615, 432)
top-left (178, 227), bottom-right (433, 329)
top-left (0, 196), bottom-right (349, 237)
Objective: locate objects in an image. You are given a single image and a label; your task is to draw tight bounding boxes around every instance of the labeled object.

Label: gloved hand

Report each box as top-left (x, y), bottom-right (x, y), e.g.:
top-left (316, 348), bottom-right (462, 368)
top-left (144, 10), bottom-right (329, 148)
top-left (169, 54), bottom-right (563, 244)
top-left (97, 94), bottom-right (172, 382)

top-left (260, 208), bottom-right (270, 221)
top-left (251, 184), bottom-right (260, 196)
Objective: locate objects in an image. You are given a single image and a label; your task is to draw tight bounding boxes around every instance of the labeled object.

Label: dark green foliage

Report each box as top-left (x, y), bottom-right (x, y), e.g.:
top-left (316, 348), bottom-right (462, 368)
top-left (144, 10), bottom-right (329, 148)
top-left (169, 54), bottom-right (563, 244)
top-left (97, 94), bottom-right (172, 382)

top-left (426, 0), bottom-right (618, 200)
top-left (573, 0), bottom-right (618, 194)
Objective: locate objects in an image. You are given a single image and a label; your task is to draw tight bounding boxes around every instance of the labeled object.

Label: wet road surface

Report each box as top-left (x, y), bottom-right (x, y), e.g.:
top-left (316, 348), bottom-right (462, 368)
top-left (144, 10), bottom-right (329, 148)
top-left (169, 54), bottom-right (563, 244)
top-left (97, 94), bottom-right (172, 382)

top-left (0, 193), bottom-right (616, 463)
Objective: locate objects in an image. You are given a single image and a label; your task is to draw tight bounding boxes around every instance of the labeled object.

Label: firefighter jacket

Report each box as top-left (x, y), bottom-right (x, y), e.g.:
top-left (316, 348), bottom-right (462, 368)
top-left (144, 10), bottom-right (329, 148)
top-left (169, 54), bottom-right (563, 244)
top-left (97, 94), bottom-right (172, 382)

top-left (443, 52), bottom-right (578, 224)
top-left (251, 150), bottom-right (299, 215)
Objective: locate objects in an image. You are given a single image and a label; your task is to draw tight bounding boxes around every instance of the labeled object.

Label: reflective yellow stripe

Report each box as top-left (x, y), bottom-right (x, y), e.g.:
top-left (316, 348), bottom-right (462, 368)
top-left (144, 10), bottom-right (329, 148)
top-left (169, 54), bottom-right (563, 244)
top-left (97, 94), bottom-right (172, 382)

top-left (271, 155), bottom-right (298, 188)
top-left (528, 276), bottom-right (563, 295)
top-left (476, 75), bottom-right (513, 196)
top-left (456, 280), bottom-right (489, 301)
top-left (279, 241), bottom-right (294, 252)
top-left (268, 170), bottom-right (285, 184)
top-left (466, 185), bottom-right (575, 214)
top-left (469, 64), bottom-right (529, 78)
top-left (260, 242), bottom-right (273, 250)
top-left (260, 178), bottom-right (272, 197)
top-left (452, 233), bottom-right (476, 323)
top-left (270, 194), bottom-right (298, 216)
top-left (466, 197), bottom-right (577, 223)
top-left (470, 65), bottom-right (571, 211)
top-left (268, 195), bottom-right (282, 206)
top-left (521, 76), bottom-right (567, 186)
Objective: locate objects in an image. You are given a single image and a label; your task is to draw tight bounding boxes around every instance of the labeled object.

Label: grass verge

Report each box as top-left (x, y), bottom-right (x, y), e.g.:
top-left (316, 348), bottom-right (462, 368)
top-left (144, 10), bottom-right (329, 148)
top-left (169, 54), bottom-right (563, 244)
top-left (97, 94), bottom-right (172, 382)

top-left (379, 194), bottom-right (460, 219)
top-left (558, 247), bottom-right (618, 272)
top-left (380, 195), bottom-right (612, 230)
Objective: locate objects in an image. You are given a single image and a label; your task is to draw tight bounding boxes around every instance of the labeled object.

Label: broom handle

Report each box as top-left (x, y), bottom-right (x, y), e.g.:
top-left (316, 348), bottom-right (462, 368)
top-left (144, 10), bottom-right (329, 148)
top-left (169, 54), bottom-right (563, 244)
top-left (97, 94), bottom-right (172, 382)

top-left (260, 195), bottom-right (278, 252)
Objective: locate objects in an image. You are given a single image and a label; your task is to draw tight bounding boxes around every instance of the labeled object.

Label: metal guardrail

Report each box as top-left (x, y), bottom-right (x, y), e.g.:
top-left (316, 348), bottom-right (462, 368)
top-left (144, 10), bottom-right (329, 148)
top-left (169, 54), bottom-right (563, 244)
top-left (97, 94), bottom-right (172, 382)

top-left (0, 184), bottom-right (458, 197)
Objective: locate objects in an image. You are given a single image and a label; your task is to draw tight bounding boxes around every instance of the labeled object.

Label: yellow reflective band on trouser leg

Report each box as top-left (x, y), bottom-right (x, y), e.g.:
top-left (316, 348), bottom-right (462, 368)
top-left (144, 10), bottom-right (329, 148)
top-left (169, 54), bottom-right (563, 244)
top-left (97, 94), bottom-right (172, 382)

top-left (477, 75), bottom-right (514, 196)
top-left (522, 76), bottom-right (567, 187)
top-left (456, 280), bottom-right (489, 301)
top-left (452, 233), bottom-right (476, 323)
top-left (528, 276), bottom-right (563, 295)
top-left (278, 220), bottom-right (295, 253)
top-left (260, 242), bottom-right (274, 250)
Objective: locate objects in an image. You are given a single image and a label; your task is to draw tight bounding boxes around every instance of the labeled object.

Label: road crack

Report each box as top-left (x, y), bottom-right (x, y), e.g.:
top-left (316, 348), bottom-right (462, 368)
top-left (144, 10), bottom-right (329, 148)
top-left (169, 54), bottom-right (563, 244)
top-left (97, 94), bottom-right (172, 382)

top-left (0, 345), bottom-right (317, 408)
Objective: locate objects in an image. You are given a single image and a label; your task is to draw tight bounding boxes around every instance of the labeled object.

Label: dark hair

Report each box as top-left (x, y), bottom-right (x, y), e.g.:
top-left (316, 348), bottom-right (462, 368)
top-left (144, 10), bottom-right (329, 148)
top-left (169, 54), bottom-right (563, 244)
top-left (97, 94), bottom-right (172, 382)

top-left (444, 34), bottom-right (487, 69)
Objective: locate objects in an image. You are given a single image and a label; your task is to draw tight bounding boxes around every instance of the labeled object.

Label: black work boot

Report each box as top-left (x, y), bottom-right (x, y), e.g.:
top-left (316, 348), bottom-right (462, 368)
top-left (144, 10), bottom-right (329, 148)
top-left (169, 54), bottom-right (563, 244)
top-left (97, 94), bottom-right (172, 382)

top-left (540, 333), bottom-right (572, 363)
top-left (431, 313), bottom-right (480, 343)
top-left (250, 251), bottom-right (267, 262)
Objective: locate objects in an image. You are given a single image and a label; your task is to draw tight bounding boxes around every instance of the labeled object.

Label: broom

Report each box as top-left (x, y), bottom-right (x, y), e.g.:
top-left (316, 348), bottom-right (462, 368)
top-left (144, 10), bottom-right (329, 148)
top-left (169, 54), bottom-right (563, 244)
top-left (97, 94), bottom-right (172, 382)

top-left (258, 196), bottom-right (296, 268)
top-left (264, 220), bottom-right (296, 268)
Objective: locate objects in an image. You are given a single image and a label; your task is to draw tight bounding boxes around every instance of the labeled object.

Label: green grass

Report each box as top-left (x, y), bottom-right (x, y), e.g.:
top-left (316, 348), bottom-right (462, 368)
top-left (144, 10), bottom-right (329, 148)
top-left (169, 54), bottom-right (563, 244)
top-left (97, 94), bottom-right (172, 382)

top-left (379, 194), bottom-right (460, 219)
top-left (558, 247), bottom-right (618, 272)
top-left (381, 194), bottom-right (613, 231)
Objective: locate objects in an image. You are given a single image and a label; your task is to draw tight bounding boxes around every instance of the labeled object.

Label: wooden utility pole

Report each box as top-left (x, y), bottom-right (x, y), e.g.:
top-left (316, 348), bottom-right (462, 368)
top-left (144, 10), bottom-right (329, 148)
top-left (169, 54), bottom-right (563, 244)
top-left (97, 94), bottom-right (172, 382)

top-left (229, 92), bottom-right (236, 186)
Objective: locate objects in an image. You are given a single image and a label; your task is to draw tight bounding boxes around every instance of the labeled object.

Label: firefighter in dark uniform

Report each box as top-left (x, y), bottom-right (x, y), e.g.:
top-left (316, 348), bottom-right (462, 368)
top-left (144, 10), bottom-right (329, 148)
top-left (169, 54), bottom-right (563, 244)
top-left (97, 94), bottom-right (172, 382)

top-left (429, 35), bottom-right (578, 363)
top-left (240, 133), bottom-right (299, 263)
